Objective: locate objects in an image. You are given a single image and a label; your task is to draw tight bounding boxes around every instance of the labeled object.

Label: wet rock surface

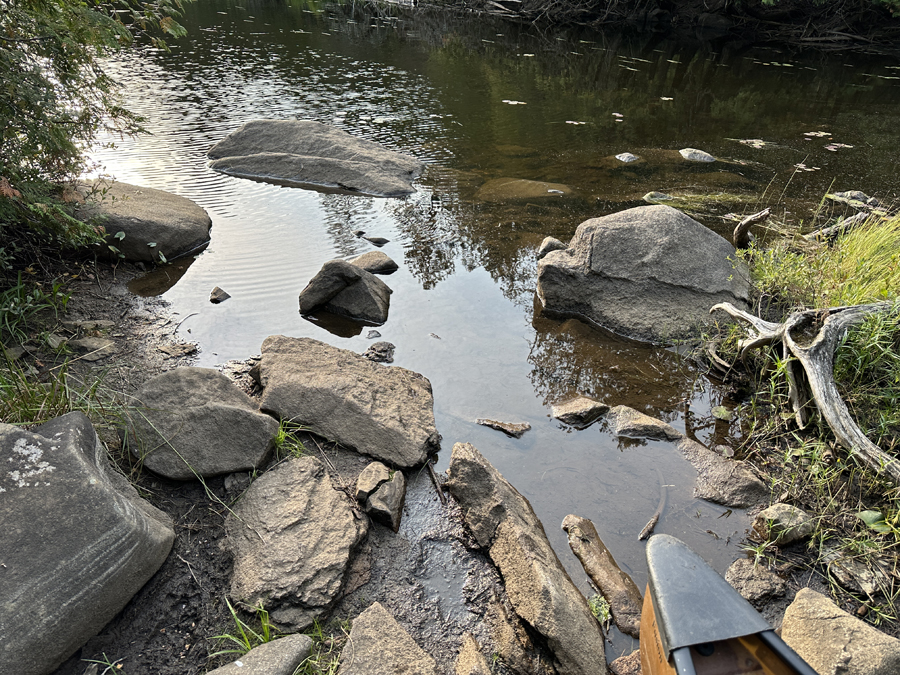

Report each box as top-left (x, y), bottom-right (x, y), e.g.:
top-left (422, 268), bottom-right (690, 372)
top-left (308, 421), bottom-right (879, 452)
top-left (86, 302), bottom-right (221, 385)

top-left (207, 120), bottom-right (423, 197)
top-left (299, 259), bottom-right (393, 325)
top-left (536, 205), bottom-right (749, 342)
top-left (475, 418), bottom-right (531, 438)
top-left (366, 469), bottom-right (407, 532)
top-left (257, 335), bottom-right (440, 468)
top-left (610, 405), bottom-right (681, 441)
top-left (0, 413), bottom-right (174, 675)
top-left (447, 442), bottom-right (607, 675)
top-left (362, 340), bottom-right (395, 363)
top-left (128, 367), bottom-right (278, 480)
top-left (475, 177), bottom-right (574, 202)
top-left (77, 180), bottom-right (212, 263)
top-left (226, 456), bottom-right (368, 631)
top-left (781, 588), bottom-right (900, 675)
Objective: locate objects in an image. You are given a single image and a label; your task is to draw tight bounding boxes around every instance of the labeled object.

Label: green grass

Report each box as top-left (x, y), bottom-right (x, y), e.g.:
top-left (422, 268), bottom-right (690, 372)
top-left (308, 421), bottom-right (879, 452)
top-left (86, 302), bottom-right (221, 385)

top-left (295, 619), bottom-right (350, 675)
top-left (209, 598), bottom-right (280, 657)
top-left (273, 419), bottom-right (310, 460)
top-left (0, 273), bottom-right (71, 344)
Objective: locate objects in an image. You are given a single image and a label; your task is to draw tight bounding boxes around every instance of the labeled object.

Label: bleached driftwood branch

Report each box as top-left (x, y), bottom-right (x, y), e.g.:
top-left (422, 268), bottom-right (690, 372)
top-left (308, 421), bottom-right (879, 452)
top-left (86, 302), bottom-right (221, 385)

top-left (711, 301), bottom-right (900, 486)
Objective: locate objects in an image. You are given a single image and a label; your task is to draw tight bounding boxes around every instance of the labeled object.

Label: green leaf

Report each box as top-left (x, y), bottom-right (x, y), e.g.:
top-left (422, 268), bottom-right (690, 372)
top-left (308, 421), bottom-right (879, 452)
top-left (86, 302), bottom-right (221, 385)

top-left (712, 406), bottom-right (733, 421)
top-left (158, 251), bottom-right (167, 263)
top-left (114, 231), bottom-right (126, 240)
top-left (147, 242), bottom-right (156, 247)
top-left (857, 510), bottom-right (892, 533)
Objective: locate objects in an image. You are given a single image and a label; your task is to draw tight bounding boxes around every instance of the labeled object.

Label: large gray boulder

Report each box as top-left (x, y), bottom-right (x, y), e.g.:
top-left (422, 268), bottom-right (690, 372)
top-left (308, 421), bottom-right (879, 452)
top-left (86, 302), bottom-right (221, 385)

top-left (0, 413), bottom-right (174, 675)
top-left (207, 120), bottom-right (423, 197)
top-left (206, 634), bottom-right (313, 675)
top-left (336, 602), bottom-right (438, 675)
top-left (781, 588), bottom-right (900, 675)
top-left (258, 335), bottom-right (440, 468)
top-left (299, 259), bottom-right (392, 325)
top-left (128, 367), bottom-right (279, 480)
top-left (536, 205), bottom-right (750, 342)
top-left (446, 442), bottom-right (606, 675)
top-left (227, 456), bottom-right (368, 631)
top-left (79, 180), bottom-right (211, 263)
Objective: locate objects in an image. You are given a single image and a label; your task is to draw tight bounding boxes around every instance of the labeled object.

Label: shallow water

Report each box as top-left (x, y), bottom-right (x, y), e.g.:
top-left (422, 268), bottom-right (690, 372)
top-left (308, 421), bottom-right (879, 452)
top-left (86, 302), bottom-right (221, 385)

top-left (90, 0), bottom-right (900, 657)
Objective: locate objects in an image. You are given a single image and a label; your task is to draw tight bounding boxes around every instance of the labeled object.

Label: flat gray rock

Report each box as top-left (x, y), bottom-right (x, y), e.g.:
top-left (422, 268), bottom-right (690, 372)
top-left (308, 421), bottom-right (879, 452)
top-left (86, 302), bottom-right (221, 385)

top-left (475, 418), bottom-right (531, 438)
top-left (206, 634), bottom-right (313, 675)
top-left (751, 503), bottom-right (814, 545)
top-left (367, 470), bottom-right (406, 532)
top-left (128, 367), bottom-right (278, 480)
top-left (227, 457), bottom-right (368, 631)
top-left (610, 405), bottom-right (681, 441)
top-left (782, 588), bottom-right (900, 675)
top-left (78, 180), bottom-right (211, 263)
top-left (537, 205), bottom-right (749, 342)
top-left (0, 413), bottom-right (174, 675)
top-left (299, 259), bottom-right (392, 325)
top-left (446, 442), bottom-right (606, 675)
top-left (207, 120), bottom-right (422, 197)
top-left (348, 250), bottom-right (399, 275)
top-left (258, 336), bottom-right (440, 468)
top-left (337, 602), bottom-right (438, 675)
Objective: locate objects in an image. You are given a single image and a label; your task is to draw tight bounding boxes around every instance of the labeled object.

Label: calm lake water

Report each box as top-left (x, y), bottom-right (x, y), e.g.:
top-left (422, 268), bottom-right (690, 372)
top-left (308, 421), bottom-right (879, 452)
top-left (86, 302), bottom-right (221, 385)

top-left (90, 0), bottom-right (900, 657)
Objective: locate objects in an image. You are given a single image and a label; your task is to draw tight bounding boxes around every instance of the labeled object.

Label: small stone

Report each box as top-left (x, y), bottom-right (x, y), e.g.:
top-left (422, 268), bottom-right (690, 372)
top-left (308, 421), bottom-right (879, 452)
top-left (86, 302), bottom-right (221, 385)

top-left (615, 152), bottom-right (640, 163)
top-left (366, 330), bottom-right (382, 339)
top-left (724, 559), bottom-right (785, 603)
top-left (362, 341), bottom-right (395, 363)
top-left (537, 236), bottom-right (567, 260)
top-left (68, 337), bottom-right (115, 361)
top-left (158, 343), bottom-right (198, 358)
top-left (349, 251), bottom-right (398, 275)
top-left (475, 418), bottom-right (531, 438)
top-left (356, 462), bottom-right (391, 502)
top-left (609, 650), bottom-right (642, 675)
top-left (2, 345), bottom-right (26, 360)
top-left (714, 444), bottom-right (735, 458)
top-left (363, 236), bottom-right (389, 247)
top-left (336, 602), bottom-right (438, 674)
top-left (205, 634), bottom-right (313, 675)
top-left (823, 550), bottom-right (883, 597)
top-left (551, 396), bottom-right (609, 429)
top-left (353, 229), bottom-right (366, 237)
top-left (679, 147), bottom-right (716, 162)
top-left (366, 470), bottom-right (406, 532)
top-left (752, 503), bottom-right (814, 545)
top-left (210, 286), bottom-right (231, 303)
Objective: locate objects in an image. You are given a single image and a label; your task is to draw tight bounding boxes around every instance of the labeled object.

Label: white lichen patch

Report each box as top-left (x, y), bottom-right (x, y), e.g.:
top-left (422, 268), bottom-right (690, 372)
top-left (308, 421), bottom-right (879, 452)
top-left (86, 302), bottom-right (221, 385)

top-left (5, 437), bottom-right (56, 488)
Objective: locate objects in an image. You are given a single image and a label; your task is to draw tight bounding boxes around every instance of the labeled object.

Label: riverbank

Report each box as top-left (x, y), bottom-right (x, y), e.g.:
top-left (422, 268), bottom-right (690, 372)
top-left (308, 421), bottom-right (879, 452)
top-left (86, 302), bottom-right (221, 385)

top-left (433, 0), bottom-right (900, 55)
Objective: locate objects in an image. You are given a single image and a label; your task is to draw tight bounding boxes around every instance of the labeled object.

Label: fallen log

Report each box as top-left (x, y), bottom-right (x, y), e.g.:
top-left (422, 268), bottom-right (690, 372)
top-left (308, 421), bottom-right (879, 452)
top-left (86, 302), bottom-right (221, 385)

top-left (562, 514), bottom-right (643, 638)
top-left (733, 208), bottom-right (771, 250)
top-left (711, 301), bottom-right (900, 486)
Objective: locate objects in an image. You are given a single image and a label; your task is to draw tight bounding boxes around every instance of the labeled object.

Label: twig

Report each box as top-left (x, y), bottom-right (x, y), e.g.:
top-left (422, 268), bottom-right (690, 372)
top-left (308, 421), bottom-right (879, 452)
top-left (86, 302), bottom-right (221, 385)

top-left (426, 459), bottom-right (447, 505)
top-left (733, 208), bottom-right (771, 249)
top-left (174, 312), bottom-right (198, 331)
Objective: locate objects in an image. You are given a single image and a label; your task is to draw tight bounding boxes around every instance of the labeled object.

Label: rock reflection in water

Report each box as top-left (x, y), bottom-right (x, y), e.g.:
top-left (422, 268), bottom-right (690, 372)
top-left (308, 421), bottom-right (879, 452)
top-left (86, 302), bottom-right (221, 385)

top-left (127, 257), bottom-right (197, 297)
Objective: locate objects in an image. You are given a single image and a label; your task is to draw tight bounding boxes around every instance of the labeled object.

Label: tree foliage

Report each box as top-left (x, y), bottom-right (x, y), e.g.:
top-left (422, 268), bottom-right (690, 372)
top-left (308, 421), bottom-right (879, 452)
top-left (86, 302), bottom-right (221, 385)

top-left (0, 0), bottom-right (187, 184)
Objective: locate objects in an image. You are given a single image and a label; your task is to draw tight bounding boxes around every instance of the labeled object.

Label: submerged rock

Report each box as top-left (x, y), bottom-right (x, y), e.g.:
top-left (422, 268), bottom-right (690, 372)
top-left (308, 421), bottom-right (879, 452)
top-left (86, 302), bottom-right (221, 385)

top-left (299, 259), bottom-right (393, 325)
top-left (475, 177), bottom-right (574, 202)
top-left (207, 120), bottom-right (423, 197)
top-left (363, 341), bottom-right (395, 363)
top-left (0, 413), bottom-right (174, 675)
top-left (615, 152), bottom-right (640, 163)
top-left (782, 588), bottom-right (900, 675)
top-left (78, 180), bottom-right (212, 263)
top-left (128, 368), bottom-right (278, 480)
top-left (337, 602), bottom-right (438, 675)
top-left (536, 205), bottom-right (749, 342)
top-left (258, 335), bottom-right (440, 468)
top-left (446, 442), bottom-right (606, 675)
top-left (227, 457), bottom-right (368, 631)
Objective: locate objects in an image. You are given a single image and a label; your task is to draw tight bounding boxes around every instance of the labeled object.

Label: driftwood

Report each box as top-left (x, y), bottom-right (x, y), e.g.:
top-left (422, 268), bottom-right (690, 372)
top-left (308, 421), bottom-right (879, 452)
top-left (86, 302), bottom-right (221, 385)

top-left (733, 208), bottom-right (771, 249)
top-left (804, 211), bottom-right (869, 244)
top-left (562, 514), bottom-right (643, 638)
top-left (711, 301), bottom-right (900, 486)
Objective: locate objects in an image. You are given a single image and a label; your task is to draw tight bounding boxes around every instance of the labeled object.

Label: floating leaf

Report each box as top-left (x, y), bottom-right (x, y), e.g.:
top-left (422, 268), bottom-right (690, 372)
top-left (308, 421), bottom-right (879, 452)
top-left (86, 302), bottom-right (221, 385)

top-left (502, 100), bottom-right (526, 105)
top-left (565, 120), bottom-right (586, 125)
top-left (660, 96), bottom-right (673, 101)
top-left (612, 112), bottom-right (624, 118)
top-left (824, 143), bottom-right (854, 152)
top-left (857, 510), bottom-right (891, 533)
top-left (803, 131), bottom-right (831, 137)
